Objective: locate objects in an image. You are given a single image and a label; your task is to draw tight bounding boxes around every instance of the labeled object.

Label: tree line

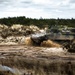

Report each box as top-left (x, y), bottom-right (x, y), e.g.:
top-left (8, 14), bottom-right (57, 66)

top-left (0, 16), bottom-right (75, 28)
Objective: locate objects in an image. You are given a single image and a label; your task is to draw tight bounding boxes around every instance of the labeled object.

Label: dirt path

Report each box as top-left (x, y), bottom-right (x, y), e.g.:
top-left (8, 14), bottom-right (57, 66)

top-left (0, 45), bottom-right (75, 75)
top-left (0, 45), bottom-right (74, 59)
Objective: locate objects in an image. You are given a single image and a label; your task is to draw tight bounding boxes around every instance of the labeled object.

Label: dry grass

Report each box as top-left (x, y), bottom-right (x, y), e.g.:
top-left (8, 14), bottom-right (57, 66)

top-left (0, 57), bottom-right (75, 75)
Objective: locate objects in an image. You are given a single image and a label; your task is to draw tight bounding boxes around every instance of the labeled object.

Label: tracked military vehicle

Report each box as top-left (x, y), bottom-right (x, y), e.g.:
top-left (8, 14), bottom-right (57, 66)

top-left (31, 28), bottom-right (75, 52)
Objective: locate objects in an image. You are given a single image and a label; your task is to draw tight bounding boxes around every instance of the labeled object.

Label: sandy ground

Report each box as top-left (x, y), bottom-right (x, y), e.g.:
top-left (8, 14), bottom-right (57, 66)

top-left (0, 45), bottom-right (75, 75)
top-left (0, 45), bottom-right (75, 59)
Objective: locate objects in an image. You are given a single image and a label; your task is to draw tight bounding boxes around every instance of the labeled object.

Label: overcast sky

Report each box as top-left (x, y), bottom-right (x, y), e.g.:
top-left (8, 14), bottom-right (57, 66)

top-left (0, 0), bottom-right (75, 19)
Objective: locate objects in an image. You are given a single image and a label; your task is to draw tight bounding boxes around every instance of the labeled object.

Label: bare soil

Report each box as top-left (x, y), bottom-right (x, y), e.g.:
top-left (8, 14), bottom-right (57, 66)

top-left (0, 45), bottom-right (75, 75)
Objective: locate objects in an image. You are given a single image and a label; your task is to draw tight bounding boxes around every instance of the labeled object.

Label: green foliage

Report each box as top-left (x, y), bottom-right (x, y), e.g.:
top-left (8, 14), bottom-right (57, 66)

top-left (0, 16), bottom-right (75, 28)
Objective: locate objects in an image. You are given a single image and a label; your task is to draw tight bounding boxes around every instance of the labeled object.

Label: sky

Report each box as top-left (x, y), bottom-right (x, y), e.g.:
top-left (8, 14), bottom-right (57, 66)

top-left (0, 0), bottom-right (75, 19)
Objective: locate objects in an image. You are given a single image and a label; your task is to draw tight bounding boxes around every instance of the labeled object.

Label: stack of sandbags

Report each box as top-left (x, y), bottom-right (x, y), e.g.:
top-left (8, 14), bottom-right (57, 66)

top-left (25, 37), bottom-right (33, 46)
top-left (41, 40), bottom-right (61, 47)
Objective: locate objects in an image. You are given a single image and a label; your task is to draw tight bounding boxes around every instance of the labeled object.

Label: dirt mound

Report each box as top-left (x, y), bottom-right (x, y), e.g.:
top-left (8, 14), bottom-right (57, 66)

top-left (41, 40), bottom-right (61, 47)
top-left (0, 24), bottom-right (41, 38)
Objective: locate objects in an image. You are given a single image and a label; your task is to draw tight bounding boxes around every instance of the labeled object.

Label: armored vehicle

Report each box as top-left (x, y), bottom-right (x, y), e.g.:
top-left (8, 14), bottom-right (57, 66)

top-left (31, 28), bottom-right (75, 52)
